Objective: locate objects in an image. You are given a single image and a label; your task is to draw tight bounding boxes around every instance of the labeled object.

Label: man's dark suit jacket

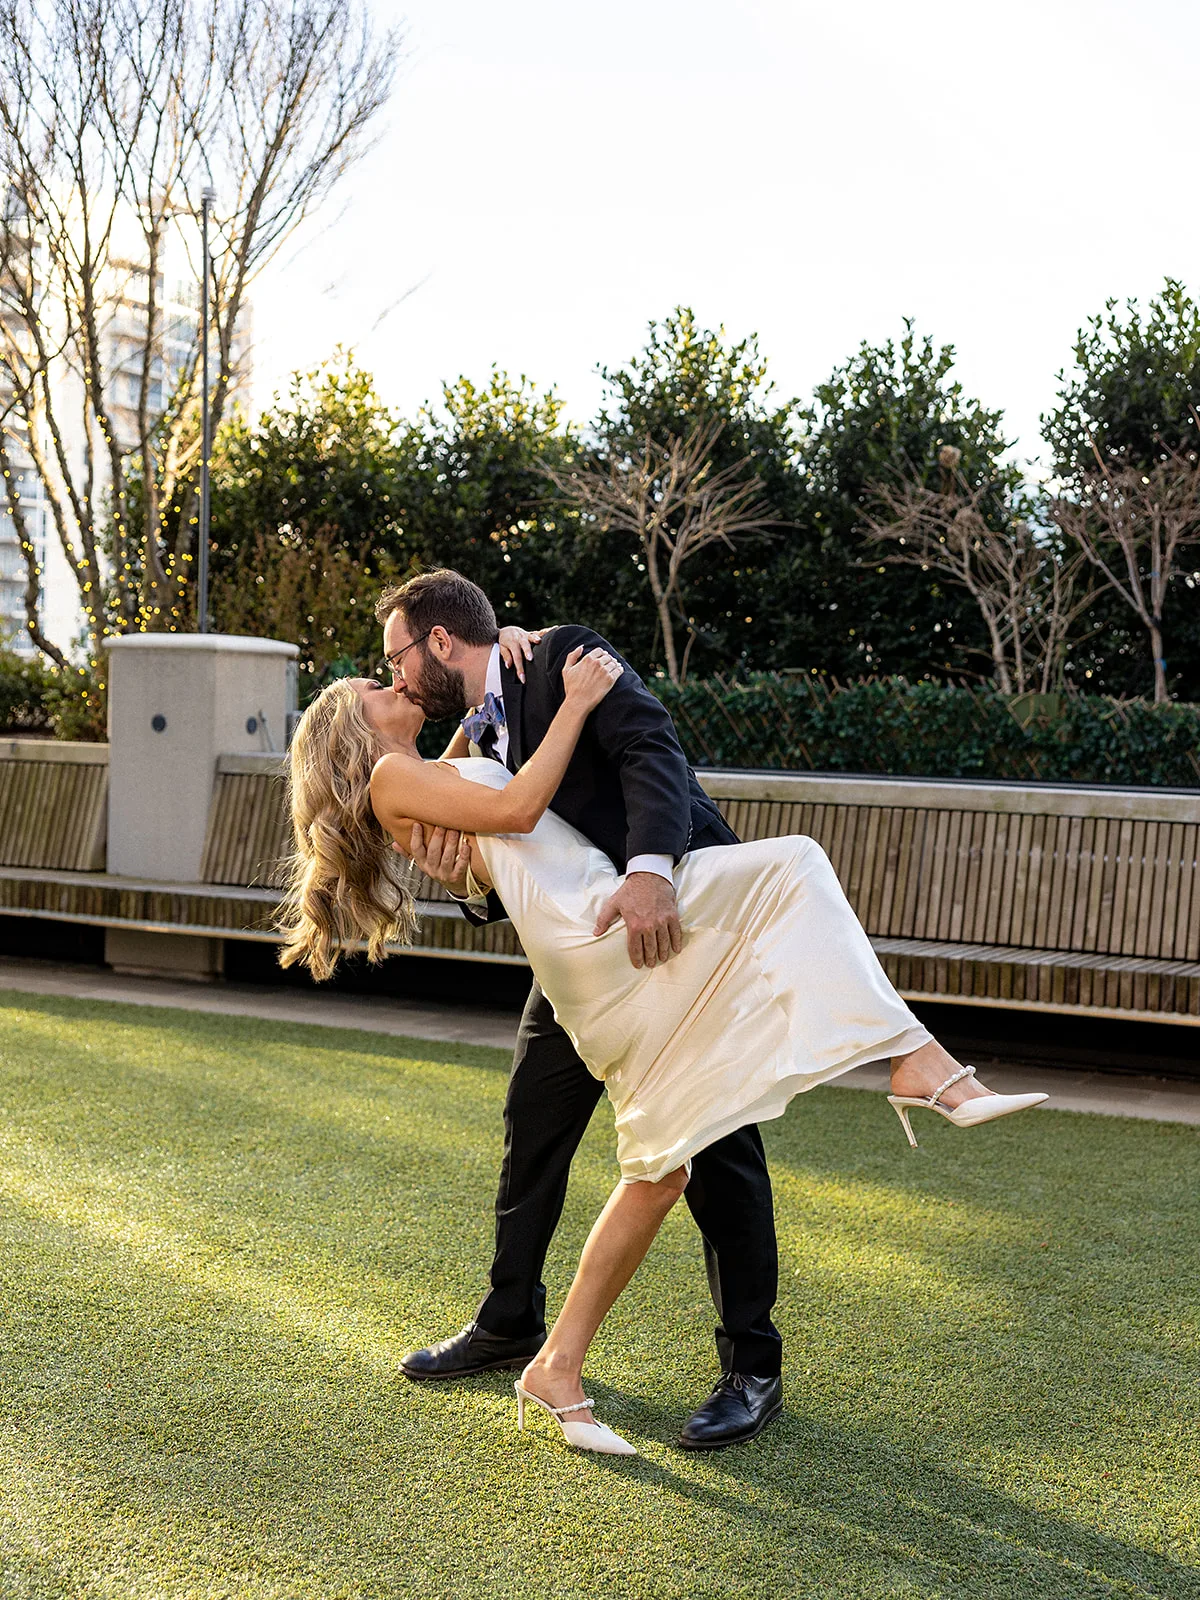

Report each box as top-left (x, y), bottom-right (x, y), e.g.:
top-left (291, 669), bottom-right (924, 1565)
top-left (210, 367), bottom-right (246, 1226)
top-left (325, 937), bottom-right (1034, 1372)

top-left (467, 624), bottom-right (733, 922)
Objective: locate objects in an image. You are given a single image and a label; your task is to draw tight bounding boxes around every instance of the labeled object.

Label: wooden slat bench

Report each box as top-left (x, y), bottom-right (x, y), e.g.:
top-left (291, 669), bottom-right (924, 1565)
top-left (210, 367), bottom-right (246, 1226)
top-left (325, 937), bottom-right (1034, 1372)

top-left (706, 773), bottom-right (1199, 1025)
top-left (0, 750), bottom-right (525, 965)
top-left (0, 863), bottom-right (526, 964)
top-left (155, 756), bottom-right (1200, 1023)
top-left (1, 746), bottom-right (1196, 1022)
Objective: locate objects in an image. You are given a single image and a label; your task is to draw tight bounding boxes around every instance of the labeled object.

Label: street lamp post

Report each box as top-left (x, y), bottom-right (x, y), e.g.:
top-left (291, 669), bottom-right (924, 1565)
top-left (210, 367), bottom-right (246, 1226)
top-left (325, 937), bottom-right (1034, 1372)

top-left (197, 186), bottom-right (216, 633)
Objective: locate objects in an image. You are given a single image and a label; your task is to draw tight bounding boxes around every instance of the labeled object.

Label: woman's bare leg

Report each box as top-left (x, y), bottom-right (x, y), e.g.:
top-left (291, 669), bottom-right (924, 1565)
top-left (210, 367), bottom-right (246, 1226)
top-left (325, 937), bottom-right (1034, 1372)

top-left (890, 1038), bottom-right (991, 1107)
top-left (520, 1166), bottom-right (690, 1424)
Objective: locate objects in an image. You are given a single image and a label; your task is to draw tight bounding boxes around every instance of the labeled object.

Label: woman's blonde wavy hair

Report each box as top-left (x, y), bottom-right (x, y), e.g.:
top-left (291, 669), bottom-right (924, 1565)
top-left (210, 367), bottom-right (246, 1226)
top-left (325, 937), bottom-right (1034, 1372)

top-left (277, 679), bottom-right (419, 981)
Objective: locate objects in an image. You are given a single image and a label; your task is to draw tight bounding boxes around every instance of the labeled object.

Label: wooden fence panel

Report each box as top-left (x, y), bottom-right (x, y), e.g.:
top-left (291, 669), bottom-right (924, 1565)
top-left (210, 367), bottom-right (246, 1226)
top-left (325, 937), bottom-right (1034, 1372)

top-left (0, 742), bottom-right (108, 871)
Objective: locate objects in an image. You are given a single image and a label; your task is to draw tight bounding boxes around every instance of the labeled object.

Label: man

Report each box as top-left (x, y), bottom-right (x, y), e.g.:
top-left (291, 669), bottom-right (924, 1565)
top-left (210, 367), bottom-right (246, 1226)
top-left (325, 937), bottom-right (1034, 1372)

top-left (377, 569), bottom-right (782, 1449)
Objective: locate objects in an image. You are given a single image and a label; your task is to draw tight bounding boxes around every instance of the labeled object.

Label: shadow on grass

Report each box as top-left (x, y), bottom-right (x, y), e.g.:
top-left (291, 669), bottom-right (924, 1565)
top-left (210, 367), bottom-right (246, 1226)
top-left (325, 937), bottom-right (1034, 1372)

top-left (7, 1002), bottom-right (1200, 1452)
top-left (762, 1085), bottom-right (1200, 1306)
top-left (0, 1540), bottom-right (111, 1600)
top-left (4, 989), bottom-right (1200, 1596)
top-left (599, 1405), bottom-right (1200, 1600)
top-left (4, 1129), bottom-right (1197, 1598)
top-left (4, 1226), bottom-right (1197, 1600)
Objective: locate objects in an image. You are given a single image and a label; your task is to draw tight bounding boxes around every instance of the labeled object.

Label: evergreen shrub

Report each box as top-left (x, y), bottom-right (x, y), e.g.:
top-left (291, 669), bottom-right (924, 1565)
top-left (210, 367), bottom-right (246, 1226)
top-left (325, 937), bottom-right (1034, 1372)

top-left (652, 674), bottom-right (1200, 787)
top-left (0, 648), bottom-right (55, 736)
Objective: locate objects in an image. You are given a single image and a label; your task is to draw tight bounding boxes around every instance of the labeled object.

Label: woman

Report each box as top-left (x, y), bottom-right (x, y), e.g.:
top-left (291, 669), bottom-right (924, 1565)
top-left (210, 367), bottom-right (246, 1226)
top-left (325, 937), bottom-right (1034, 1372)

top-left (280, 642), bottom-right (1048, 1458)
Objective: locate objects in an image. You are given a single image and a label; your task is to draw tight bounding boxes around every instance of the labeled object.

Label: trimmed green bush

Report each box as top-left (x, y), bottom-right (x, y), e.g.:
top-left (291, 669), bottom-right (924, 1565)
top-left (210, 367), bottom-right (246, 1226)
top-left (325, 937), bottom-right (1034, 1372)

top-left (42, 663), bottom-right (108, 741)
top-left (0, 649), bottom-right (108, 742)
top-left (0, 647), bottom-right (55, 735)
top-left (652, 674), bottom-right (1200, 787)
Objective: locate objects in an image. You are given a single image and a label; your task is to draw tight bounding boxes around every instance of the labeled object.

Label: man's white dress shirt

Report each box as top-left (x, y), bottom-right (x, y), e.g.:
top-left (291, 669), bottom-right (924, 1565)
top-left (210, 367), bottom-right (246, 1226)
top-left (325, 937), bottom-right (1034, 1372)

top-left (482, 643), bottom-right (510, 766)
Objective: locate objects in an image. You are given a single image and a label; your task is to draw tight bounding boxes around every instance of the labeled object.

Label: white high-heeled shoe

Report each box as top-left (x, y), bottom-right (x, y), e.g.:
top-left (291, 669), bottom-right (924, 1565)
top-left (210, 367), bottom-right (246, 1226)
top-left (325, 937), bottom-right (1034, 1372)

top-left (887, 1065), bottom-right (1048, 1148)
top-left (514, 1381), bottom-right (637, 1456)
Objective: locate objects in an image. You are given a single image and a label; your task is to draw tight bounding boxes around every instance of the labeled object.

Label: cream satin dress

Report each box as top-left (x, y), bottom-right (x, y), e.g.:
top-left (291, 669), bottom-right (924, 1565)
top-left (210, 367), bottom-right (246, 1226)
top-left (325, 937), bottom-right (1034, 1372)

top-left (450, 759), bottom-right (932, 1183)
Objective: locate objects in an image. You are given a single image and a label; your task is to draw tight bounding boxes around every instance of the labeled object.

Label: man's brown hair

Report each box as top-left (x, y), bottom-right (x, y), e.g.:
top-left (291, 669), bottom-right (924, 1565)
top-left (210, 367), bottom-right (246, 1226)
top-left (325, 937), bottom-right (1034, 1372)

top-left (375, 569), bottom-right (498, 646)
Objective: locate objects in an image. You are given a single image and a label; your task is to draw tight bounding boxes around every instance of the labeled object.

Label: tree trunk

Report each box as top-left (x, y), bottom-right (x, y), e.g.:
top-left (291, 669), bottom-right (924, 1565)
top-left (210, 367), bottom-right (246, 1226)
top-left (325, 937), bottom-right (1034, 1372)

top-left (1150, 617), bottom-right (1168, 703)
top-left (643, 546), bottom-right (679, 685)
top-left (985, 613), bottom-right (1013, 694)
top-left (657, 595), bottom-right (680, 685)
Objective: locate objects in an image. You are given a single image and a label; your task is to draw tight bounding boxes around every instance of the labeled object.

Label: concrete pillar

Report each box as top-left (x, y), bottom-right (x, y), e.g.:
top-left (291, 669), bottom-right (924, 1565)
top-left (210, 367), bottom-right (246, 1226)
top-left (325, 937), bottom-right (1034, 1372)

top-left (103, 928), bottom-right (226, 982)
top-left (104, 634), bottom-right (299, 883)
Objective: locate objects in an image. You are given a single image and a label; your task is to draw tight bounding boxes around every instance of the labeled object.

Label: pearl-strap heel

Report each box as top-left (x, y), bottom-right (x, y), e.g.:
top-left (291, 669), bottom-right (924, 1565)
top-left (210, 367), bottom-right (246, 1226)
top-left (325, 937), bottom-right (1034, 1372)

top-left (887, 1065), bottom-right (1049, 1148)
top-left (514, 1380), bottom-right (637, 1456)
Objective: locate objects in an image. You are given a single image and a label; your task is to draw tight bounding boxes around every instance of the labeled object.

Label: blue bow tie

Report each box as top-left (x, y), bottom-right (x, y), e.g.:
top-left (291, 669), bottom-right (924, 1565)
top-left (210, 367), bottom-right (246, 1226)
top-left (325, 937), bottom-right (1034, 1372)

top-left (461, 691), bottom-right (506, 746)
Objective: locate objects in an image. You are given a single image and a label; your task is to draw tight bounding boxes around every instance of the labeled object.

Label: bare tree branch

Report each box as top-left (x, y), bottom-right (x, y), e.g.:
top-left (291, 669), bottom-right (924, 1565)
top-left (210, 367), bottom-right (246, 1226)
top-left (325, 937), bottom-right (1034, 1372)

top-left (866, 449), bottom-right (1107, 694)
top-left (541, 420), bottom-right (777, 684)
top-left (0, 0), bottom-right (402, 660)
top-left (1048, 433), bottom-right (1200, 702)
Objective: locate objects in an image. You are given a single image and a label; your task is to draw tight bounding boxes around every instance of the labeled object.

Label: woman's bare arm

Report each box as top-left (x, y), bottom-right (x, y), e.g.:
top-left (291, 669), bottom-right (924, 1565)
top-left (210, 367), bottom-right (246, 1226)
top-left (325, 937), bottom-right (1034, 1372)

top-left (371, 647), bottom-right (622, 838)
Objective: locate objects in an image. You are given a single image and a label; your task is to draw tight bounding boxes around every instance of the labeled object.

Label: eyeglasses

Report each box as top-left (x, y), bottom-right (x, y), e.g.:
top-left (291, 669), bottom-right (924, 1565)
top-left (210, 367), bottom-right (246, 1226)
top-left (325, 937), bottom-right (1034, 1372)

top-left (377, 630), bottom-right (432, 678)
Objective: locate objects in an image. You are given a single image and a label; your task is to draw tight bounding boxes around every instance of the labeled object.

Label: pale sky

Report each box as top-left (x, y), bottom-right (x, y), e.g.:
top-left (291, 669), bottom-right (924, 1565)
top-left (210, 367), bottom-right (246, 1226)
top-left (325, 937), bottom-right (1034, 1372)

top-left (250, 0), bottom-right (1200, 469)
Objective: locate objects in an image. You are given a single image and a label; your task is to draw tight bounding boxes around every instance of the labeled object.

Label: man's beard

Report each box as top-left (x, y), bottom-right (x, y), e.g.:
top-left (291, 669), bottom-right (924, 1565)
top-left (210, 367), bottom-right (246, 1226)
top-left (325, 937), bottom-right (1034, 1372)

top-left (407, 653), bottom-right (469, 722)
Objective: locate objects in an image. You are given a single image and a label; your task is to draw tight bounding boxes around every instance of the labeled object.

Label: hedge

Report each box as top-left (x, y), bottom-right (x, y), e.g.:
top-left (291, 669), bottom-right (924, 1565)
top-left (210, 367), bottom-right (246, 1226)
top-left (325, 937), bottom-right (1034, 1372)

top-left (0, 648), bottom-right (55, 736)
top-left (651, 674), bottom-right (1200, 788)
top-left (4, 647), bottom-right (1198, 787)
top-left (0, 649), bottom-right (107, 741)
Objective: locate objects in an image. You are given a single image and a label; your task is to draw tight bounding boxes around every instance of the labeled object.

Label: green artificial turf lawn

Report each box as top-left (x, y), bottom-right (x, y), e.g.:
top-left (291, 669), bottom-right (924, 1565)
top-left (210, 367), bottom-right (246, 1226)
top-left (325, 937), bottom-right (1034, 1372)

top-left (1, 992), bottom-right (1198, 1600)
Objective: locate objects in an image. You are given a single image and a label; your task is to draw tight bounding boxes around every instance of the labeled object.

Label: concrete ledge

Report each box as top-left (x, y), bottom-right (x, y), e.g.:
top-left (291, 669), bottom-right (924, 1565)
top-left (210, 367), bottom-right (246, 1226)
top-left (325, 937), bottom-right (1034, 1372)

top-left (209, 759), bottom-right (1200, 818)
top-left (216, 752), bottom-right (288, 776)
top-left (870, 935), bottom-right (1200, 980)
top-left (0, 866), bottom-right (527, 965)
top-left (104, 634), bottom-right (299, 656)
top-left (1, 871), bottom-right (1196, 1016)
top-left (0, 738), bottom-right (109, 763)
top-left (895, 990), bottom-right (1200, 1029)
top-left (699, 769), bottom-right (1200, 823)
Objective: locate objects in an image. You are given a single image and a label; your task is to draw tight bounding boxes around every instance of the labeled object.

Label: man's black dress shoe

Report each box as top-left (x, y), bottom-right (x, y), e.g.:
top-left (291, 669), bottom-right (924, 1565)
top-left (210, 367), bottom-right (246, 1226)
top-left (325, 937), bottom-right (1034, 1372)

top-left (400, 1322), bottom-right (545, 1380)
top-left (678, 1372), bottom-right (783, 1450)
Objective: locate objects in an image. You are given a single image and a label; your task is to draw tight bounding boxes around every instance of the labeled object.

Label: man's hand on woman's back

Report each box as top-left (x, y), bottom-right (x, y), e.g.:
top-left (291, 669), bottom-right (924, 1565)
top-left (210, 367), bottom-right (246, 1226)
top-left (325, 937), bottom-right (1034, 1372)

top-left (594, 872), bottom-right (684, 969)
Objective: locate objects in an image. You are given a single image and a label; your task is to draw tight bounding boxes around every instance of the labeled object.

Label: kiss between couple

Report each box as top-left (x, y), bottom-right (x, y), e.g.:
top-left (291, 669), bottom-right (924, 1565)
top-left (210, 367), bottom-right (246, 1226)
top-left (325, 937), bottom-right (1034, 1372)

top-left (281, 568), bottom-right (1048, 1459)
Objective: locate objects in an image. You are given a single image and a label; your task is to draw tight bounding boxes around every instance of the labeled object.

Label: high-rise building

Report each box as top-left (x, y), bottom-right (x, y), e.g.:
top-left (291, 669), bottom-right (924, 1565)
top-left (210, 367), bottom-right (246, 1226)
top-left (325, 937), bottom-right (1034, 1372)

top-left (1, 201), bottom-right (251, 659)
top-left (0, 440), bottom-right (49, 656)
top-left (0, 200), bottom-right (51, 655)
